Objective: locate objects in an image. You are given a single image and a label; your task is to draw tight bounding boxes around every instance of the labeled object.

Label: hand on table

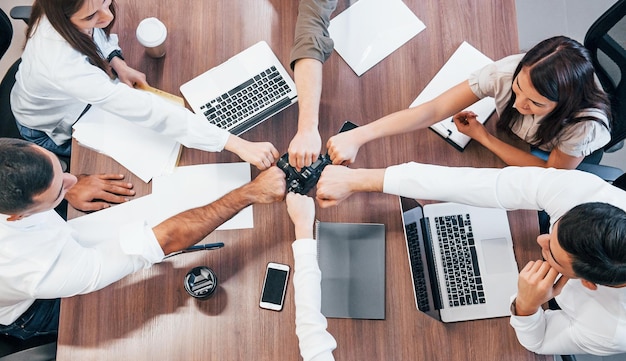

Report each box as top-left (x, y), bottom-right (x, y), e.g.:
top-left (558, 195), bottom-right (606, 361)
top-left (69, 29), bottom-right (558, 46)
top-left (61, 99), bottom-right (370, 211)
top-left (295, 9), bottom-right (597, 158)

top-left (514, 260), bottom-right (570, 316)
top-left (64, 174), bottom-right (135, 212)
top-left (109, 57), bottom-right (148, 88)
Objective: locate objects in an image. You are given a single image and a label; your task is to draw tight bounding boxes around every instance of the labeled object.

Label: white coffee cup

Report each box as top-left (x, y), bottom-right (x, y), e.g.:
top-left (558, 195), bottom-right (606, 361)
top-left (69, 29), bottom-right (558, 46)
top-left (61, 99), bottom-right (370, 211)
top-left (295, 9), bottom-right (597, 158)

top-left (136, 17), bottom-right (167, 58)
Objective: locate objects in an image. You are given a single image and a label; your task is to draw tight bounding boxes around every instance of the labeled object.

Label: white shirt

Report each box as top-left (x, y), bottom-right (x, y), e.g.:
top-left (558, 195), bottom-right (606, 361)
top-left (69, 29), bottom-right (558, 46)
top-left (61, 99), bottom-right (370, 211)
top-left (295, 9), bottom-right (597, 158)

top-left (383, 162), bottom-right (626, 356)
top-left (292, 239), bottom-right (337, 361)
top-left (10, 16), bottom-right (230, 151)
top-left (468, 54), bottom-right (611, 156)
top-left (0, 210), bottom-right (164, 325)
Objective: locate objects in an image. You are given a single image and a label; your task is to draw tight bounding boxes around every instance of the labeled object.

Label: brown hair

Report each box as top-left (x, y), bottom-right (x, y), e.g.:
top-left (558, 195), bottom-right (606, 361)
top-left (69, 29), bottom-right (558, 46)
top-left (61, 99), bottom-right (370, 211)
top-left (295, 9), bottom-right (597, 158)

top-left (27, 0), bottom-right (117, 77)
top-left (497, 36), bottom-right (612, 147)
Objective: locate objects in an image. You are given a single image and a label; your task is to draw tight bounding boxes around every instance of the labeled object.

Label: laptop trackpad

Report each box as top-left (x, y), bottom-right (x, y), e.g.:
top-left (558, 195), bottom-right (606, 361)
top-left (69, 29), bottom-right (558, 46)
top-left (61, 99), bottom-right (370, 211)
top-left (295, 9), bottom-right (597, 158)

top-left (481, 238), bottom-right (516, 274)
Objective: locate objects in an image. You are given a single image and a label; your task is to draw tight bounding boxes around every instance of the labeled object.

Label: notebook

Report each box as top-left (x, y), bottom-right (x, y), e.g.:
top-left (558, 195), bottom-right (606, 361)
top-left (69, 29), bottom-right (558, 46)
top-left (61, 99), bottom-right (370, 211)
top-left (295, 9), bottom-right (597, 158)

top-left (179, 41), bottom-right (298, 135)
top-left (410, 41), bottom-right (496, 151)
top-left (399, 197), bottom-right (518, 323)
top-left (316, 221), bottom-right (386, 320)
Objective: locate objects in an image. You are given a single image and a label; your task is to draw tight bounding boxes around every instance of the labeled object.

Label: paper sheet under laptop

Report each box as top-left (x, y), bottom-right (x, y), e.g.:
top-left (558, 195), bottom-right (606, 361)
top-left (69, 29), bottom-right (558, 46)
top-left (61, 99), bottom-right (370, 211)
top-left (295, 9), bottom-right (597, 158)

top-left (68, 163), bottom-right (253, 246)
top-left (410, 42), bottom-right (496, 151)
top-left (72, 107), bottom-right (181, 183)
top-left (329, 0), bottom-right (425, 76)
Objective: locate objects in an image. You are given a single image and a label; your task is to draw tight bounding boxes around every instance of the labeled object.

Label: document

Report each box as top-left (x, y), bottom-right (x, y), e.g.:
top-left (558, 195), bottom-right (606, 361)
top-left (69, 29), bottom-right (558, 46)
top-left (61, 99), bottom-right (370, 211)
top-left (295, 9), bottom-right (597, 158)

top-left (329, 0), bottom-right (426, 76)
top-left (68, 163), bottom-right (253, 245)
top-left (411, 41), bottom-right (496, 151)
top-left (72, 107), bottom-right (181, 183)
top-left (316, 221), bottom-right (386, 319)
top-left (151, 163), bottom-right (253, 231)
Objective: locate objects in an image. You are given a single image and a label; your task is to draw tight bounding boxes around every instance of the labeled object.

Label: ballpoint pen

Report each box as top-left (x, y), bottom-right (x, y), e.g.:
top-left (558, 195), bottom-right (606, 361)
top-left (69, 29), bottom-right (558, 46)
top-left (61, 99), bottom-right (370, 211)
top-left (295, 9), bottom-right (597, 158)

top-left (164, 242), bottom-right (225, 259)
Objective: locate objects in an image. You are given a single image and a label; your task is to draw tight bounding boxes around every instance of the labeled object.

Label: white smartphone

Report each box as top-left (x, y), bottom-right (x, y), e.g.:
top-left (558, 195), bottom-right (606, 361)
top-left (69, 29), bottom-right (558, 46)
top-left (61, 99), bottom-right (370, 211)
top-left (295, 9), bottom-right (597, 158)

top-left (259, 262), bottom-right (290, 311)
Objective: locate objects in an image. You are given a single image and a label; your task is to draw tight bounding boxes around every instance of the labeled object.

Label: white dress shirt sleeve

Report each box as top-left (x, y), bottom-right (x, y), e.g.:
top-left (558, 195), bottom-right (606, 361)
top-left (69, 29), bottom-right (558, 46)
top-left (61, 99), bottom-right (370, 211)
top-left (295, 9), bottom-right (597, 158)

top-left (33, 220), bottom-right (164, 298)
top-left (382, 162), bottom-right (624, 223)
top-left (292, 238), bottom-right (337, 361)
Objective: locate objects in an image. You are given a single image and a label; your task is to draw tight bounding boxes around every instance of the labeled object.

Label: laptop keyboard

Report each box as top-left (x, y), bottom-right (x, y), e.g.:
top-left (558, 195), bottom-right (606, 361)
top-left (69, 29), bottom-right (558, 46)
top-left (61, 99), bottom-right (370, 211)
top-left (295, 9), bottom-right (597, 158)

top-left (405, 222), bottom-right (431, 311)
top-left (434, 214), bottom-right (486, 307)
top-left (199, 66), bottom-right (291, 131)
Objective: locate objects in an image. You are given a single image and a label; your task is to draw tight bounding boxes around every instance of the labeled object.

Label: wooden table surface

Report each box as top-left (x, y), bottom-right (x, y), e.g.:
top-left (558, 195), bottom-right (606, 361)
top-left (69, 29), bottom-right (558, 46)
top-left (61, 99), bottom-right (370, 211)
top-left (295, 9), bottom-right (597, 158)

top-left (60, 0), bottom-right (550, 360)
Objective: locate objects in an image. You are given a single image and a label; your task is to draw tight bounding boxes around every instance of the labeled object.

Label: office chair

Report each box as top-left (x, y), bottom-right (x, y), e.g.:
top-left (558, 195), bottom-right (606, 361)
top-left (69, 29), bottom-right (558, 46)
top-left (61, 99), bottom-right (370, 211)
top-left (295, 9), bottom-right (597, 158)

top-left (9, 6), bottom-right (30, 25)
top-left (0, 8), bottom-right (12, 60)
top-left (583, 0), bottom-right (626, 163)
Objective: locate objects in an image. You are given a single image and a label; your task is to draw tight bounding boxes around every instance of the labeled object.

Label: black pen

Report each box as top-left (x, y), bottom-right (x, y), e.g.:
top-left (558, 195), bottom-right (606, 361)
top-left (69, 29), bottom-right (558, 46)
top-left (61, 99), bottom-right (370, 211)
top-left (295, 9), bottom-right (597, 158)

top-left (164, 242), bottom-right (225, 259)
top-left (182, 242), bottom-right (225, 252)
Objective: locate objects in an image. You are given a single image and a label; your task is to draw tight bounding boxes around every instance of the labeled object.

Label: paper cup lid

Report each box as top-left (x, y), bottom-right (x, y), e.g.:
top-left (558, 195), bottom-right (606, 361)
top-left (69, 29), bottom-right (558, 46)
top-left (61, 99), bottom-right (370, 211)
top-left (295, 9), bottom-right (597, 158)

top-left (136, 17), bottom-right (167, 47)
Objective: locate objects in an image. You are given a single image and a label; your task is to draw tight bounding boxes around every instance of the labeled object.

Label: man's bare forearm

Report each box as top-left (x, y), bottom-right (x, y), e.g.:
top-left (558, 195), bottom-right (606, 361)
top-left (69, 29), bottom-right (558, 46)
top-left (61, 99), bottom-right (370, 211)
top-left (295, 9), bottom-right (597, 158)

top-left (153, 184), bottom-right (254, 255)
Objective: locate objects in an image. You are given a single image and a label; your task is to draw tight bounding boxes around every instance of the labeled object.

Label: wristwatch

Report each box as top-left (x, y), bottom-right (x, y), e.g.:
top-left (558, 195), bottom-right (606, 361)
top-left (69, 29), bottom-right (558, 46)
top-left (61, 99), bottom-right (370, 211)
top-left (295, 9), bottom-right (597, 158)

top-left (107, 49), bottom-right (124, 63)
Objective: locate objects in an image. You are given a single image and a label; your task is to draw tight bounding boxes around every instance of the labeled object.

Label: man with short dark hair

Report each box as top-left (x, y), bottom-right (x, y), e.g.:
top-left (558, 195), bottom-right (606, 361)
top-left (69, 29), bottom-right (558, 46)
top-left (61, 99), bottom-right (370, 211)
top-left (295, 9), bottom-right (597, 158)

top-left (0, 138), bottom-right (286, 339)
top-left (316, 162), bottom-right (626, 356)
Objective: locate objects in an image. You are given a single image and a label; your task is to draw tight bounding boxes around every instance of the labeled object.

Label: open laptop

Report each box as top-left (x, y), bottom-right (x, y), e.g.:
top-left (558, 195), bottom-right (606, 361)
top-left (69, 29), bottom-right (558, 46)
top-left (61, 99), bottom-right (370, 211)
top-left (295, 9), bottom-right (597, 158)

top-left (399, 197), bottom-right (519, 322)
top-left (180, 41), bottom-right (298, 135)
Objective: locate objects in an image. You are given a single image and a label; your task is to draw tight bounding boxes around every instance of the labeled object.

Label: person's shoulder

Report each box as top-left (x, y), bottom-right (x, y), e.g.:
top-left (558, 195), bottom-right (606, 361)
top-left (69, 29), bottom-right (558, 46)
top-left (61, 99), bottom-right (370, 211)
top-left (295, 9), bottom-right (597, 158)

top-left (493, 53), bottom-right (525, 72)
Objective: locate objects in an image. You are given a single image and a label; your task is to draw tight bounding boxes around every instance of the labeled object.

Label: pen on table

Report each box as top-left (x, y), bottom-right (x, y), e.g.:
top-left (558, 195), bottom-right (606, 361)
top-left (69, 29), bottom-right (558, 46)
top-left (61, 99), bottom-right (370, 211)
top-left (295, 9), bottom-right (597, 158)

top-left (164, 242), bottom-right (225, 259)
top-left (182, 242), bottom-right (225, 252)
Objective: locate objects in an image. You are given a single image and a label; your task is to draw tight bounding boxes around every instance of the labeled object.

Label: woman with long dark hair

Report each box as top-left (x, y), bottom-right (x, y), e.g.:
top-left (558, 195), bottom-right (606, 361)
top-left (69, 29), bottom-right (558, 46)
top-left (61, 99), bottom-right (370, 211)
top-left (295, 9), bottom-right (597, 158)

top-left (11, 0), bottom-right (279, 170)
top-left (327, 36), bottom-right (612, 169)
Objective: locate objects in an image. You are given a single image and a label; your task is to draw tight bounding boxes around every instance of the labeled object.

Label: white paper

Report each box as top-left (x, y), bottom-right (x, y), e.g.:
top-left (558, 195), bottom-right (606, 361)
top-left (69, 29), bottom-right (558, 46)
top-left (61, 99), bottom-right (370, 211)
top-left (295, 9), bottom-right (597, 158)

top-left (410, 41), bottom-right (496, 149)
top-left (68, 163), bottom-right (253, 245)
top-left (72, 107), bottom-right (181, 183)
top-left (329, 0), bottom-right (425, 76)
top-left (151, 163), bottom-right (253, 231)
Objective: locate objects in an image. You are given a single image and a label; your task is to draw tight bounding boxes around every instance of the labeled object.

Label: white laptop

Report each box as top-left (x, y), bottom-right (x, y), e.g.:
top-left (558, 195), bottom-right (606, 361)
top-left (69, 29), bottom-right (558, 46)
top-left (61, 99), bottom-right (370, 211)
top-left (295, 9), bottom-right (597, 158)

top-left (180, 41), bottom-right (298, 135)
top-left (399, 197), bottom-right (519, 322)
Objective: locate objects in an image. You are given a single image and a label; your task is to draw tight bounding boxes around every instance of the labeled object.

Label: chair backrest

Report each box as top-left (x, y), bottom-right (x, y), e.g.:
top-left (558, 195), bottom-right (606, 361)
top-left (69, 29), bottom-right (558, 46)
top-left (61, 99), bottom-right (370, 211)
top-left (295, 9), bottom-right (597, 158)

top-left (0, 8), bottom-right (13, 60)
top-left (0, 59), bottom-right (22, 139)
top-left (584, 0), bottom-right (626, 151)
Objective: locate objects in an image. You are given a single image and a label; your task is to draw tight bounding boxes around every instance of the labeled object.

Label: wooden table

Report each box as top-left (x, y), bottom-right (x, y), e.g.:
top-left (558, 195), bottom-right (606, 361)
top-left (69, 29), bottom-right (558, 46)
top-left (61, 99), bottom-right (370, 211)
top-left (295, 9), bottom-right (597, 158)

top-left (60, 0), bottom-right (550, 360)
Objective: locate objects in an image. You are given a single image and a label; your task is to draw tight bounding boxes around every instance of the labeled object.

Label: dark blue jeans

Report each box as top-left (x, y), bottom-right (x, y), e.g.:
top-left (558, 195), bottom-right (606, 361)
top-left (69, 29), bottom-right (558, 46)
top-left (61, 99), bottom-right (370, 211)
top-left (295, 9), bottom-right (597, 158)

top-left (15, 122), bottom-right (72, 158)
top-left (0, 299), bottom-right (60, 340)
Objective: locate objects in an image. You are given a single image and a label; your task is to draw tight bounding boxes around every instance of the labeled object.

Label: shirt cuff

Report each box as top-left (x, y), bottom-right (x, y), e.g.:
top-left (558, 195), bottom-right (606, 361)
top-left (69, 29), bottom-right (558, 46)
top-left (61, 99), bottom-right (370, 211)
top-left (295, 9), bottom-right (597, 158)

top-left (119, 220), bottom-right (165, 265)
top-left (382, 163), bottom-right (411, 195)
top-left (292, 238), bottom-right (317, 256)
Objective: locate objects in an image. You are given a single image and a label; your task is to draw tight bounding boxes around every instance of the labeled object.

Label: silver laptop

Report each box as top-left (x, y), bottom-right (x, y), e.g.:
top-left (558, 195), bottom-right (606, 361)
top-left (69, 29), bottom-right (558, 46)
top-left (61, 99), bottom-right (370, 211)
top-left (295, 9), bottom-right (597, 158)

top-left (399, 197), bottom-right (518, 322)
top-left (180, 41), bottom-right (298, 135)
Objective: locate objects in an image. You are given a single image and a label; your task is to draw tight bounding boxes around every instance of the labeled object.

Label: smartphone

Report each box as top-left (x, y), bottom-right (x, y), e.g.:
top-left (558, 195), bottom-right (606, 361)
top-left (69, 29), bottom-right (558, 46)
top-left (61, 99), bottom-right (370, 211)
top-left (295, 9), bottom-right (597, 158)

top-left (259, 262), bottom-right (290, 311)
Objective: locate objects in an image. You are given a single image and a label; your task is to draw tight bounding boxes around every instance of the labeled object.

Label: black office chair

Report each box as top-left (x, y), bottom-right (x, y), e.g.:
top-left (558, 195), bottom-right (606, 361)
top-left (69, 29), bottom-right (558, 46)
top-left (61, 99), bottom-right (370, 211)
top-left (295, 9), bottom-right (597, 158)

top-left (584, 0), bottom-right (626, 160)
top-left (0, 8), bottom-right (12, 60)
top-left (9, 6), bottom-right (30, 25)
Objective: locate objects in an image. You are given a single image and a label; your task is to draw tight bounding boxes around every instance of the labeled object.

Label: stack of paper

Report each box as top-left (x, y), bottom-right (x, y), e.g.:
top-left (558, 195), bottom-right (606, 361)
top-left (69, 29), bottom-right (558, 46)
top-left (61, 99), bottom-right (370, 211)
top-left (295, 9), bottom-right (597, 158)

top-left (72, 106), bottom-right (181, 183)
